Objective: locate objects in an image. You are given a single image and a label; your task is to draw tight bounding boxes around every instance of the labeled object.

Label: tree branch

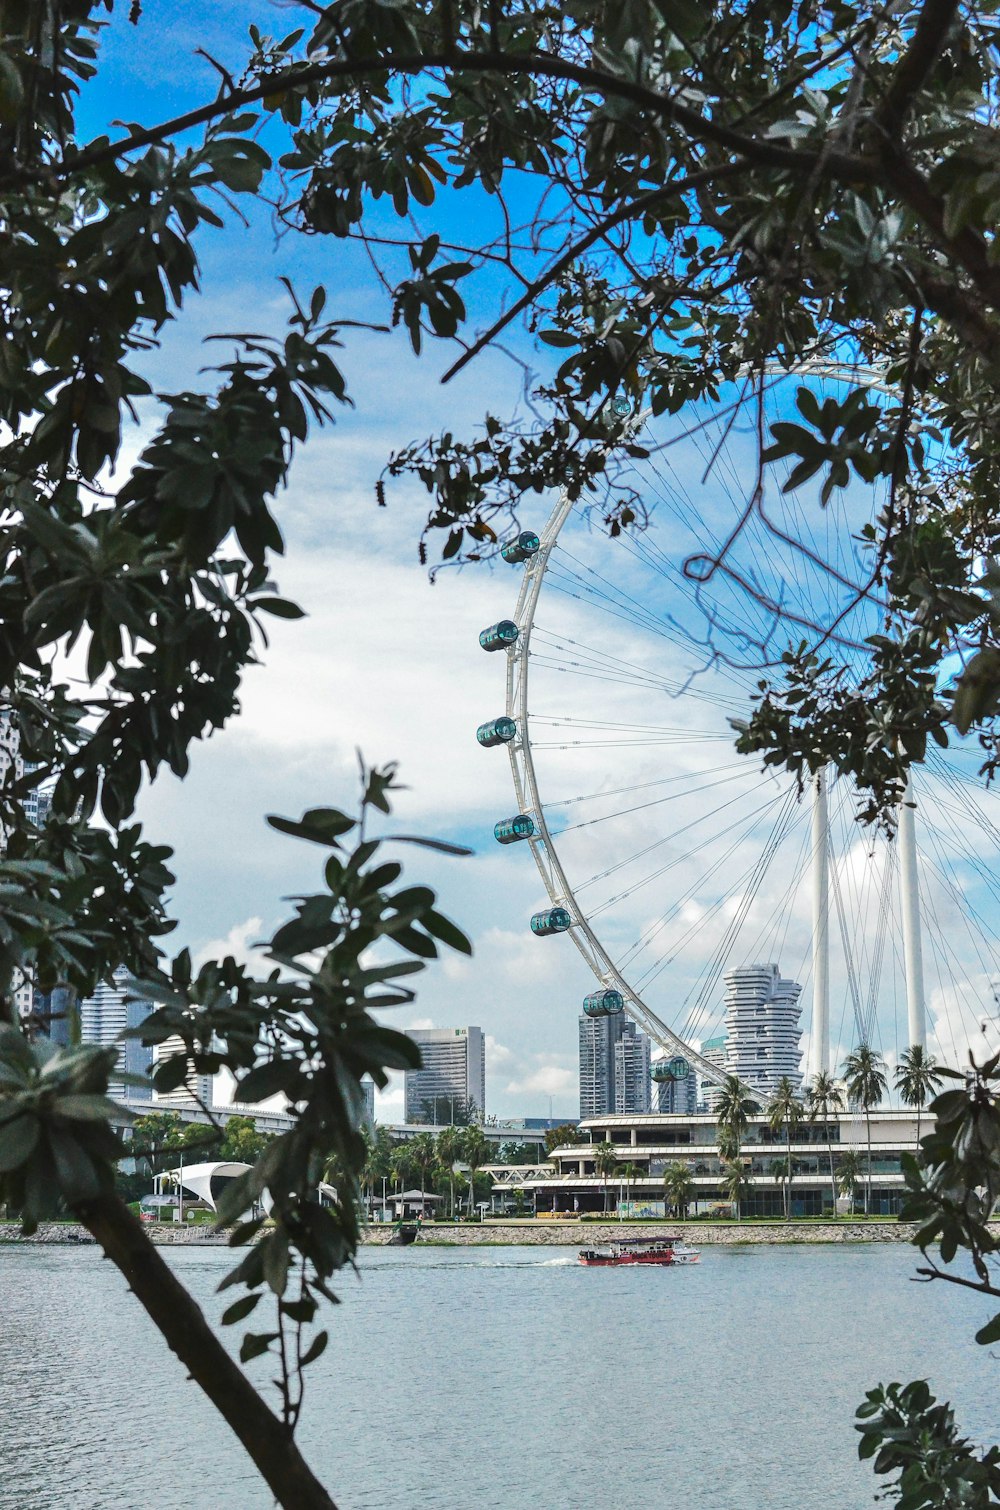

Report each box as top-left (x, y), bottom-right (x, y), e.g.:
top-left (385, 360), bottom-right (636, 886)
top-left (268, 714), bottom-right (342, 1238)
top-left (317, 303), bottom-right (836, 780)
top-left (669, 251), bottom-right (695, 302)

top-left (915, 1263), bottom-right (1000, 1301)
top-left (74, 1193), bottom-right (337, 1510)
top-left (877, 0), bottom-right (963, 135)
top-left (25, 48), bottom-right (879, 190)
top-left (441, 162), bottom-right (747, 384)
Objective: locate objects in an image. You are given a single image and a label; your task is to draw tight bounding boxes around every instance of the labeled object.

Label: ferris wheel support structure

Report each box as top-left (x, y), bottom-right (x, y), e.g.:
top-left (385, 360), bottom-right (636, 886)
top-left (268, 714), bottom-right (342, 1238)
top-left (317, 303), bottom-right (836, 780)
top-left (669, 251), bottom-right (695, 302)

top-left (811, 769), bottom-right (831, 1080)
top-left (898, 772), bottom-right (927, 1049)
top-left (503, 477), bottom-right (744, 1093)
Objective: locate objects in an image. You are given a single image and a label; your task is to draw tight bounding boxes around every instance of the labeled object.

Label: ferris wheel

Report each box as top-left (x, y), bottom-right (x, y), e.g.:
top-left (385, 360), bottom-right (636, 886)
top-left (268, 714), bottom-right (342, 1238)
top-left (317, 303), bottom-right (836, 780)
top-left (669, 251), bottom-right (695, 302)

top-left (476, 371), bottom-right (1000, 1094)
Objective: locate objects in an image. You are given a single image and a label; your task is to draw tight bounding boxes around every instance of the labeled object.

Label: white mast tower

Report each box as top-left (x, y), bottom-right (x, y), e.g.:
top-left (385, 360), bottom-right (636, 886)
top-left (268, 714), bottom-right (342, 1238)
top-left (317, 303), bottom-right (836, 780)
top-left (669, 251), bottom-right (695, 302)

top-left (811, 768), bottom-right (830, 1078)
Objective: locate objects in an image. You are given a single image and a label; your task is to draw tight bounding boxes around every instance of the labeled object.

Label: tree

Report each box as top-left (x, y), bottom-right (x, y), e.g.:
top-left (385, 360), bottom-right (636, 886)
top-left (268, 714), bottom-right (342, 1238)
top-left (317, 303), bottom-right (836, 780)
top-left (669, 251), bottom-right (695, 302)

top-left (435, 1126), bottom-right (464, 1218)
top-left (721, 1158), bottom-right (752, 1222)
top-left (806, 1071), bottom-right (845, 1218)
top-left (408, 1132), bottom-right (437, 1203)
top-left (460, 1125), bottom-right (490, 1220)
top-left (662, 1160), bottom-right (694, 1220)
top-left (594, 1140), bottom-right (618, 1214)
top-left (362, 1125), bottom-right (394, 1216)
top-left (617, 1162), bottom-right (642, 1210)
top-left (836, 1149), bottom-right (865, 1215)
top-left (856, 1054), bottom-right (1000, 1503)
top-left (419, 1094), bottom-right (478, 1127)
top-left (715, 1075), bottom-right (760, 1162)
top-left (544, 1124), bottom-right (582, 1155)
top-left (766, 1076), bottom-right (804, 1220)
top-left (894, 1044), bottom-right (945, 1147)
top-left (219, 1116), bottom-right (271, 1166)
top-left (843, 1044), bottom-right (889, 1216)
top-left (8, 4), bottom-right (1000, 1503)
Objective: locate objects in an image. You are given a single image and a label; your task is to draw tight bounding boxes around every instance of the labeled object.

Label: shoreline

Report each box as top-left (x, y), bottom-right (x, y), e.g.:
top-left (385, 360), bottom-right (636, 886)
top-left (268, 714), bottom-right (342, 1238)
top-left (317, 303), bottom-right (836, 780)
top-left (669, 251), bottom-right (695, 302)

top-left (5, 1218), bottom-right (993, 1247)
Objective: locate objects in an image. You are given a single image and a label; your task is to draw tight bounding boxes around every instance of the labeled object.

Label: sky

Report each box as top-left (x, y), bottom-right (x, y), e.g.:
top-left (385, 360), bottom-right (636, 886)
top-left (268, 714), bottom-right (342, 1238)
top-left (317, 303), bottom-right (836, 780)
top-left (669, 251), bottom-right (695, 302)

top-left (69, 3), bottom-right (1000, 1121)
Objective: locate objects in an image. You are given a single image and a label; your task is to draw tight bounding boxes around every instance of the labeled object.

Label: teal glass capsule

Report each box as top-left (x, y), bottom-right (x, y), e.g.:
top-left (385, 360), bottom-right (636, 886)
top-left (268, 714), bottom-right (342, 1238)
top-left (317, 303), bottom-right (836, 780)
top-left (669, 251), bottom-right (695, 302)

top-left (494, 814), bottom-right (534, 844)
top-left (530, 907), bottom-right (572, 936)
top-left (582, 990), bottom-right (625, 1017)
top-left (476, 716), bottom-right (517, 748)
top-left (479, 620), bottom-right (519, 652)
top-left (668, 1056), bottom-right (691, 1079)
top-left (651, 1060), bottom-right (673, 1082)
top-left (500, 532), bottom-right (540, 565)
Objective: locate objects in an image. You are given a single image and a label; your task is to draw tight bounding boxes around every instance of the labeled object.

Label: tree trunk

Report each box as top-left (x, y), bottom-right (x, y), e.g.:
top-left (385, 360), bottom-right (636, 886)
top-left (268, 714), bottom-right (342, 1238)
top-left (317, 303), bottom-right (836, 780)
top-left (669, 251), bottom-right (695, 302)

top-left (75, 1192), bottom-right (337, 1510)
top-left (785, 1122), bottom-right (792, 1221)
top-left (865, 1108), bottom-right (872, 1216)
top-left (827, 1135), bottom-right (836, 1219)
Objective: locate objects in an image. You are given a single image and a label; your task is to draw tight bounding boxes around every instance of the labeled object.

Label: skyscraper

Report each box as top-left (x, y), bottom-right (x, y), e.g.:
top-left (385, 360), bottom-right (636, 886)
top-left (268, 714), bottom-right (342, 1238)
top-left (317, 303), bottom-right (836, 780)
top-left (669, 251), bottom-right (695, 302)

top-left (403, 1027), bottom-right (486, 1122)
top-left (579, 1013), bottom-right (650, 1117)
top-left (80, 965), bottom-right (154, 1100)
top-left (152, 1035), bottom-right (214, 1111)
top-left (723, 962), bottom-right (803, 1099)
top-left (615, 1025), bottom-right (651, 1115)
top-left (655, 1058), bottom-right (698, 1114)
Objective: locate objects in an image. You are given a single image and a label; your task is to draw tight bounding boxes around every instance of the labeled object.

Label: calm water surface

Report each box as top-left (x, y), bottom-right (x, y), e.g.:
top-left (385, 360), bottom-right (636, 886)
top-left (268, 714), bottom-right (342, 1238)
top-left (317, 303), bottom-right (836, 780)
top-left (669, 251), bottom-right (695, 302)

top-left (0, 1241), bottom-right (996, 1510)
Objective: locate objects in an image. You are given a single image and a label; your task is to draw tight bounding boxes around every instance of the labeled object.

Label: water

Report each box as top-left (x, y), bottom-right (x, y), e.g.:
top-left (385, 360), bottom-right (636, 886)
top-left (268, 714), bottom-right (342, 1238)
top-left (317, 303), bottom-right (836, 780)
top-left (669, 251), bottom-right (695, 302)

top-left (0, 1241), bottom-right (996, 1510)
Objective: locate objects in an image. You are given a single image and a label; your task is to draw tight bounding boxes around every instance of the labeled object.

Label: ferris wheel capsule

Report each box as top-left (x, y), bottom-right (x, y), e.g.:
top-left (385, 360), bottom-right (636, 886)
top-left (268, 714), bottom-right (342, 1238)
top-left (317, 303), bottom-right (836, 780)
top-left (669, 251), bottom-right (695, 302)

top-left (494, 814), bottom-right (535, 844)
top-left (530, 906), bottom-right (572, 936)
top-left (582, 990), bottom-right (625, 1017)
top-left (500, 532), bottom-right (540, 565)
top-left (477, 716), bottom-right (517, 748)
top-left (479, 619), bottom-right (519, 652)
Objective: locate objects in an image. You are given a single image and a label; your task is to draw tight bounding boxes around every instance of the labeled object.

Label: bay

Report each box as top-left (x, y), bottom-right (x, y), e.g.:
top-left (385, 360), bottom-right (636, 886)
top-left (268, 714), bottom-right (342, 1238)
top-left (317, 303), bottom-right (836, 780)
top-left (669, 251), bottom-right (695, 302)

top-left (0, 1241), bottom-right (996, 1510)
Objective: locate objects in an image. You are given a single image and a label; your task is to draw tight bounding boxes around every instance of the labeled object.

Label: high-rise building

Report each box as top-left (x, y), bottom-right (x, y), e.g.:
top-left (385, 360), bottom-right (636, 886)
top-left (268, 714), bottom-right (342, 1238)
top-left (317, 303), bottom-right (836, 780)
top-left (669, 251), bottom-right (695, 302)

top-left (698, 1034), bottom-right (728, 1111)
top-left (579, 1013), bottom-right (650, 1117)
top-left (403, 1027), bottom-right (486, 1123)
top-left (614, 1024), bottom-right (651, 1114)
top-left (361, 1075), bottom-right (376, 1127)
top-left (655, 1058), bottom-right (698, 1114)
top-left (152, 1035), bottom-right (214, 1111)
top-left (80, 965), bottom-right (154, 1100)
top-left (723, 962), bottom-right (803, 1099)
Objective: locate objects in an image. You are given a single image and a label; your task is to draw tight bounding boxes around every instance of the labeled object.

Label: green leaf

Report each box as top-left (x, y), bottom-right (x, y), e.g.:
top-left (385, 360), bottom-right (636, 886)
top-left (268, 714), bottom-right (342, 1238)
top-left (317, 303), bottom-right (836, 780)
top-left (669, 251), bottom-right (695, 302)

top-left (0, 1114), bottom-right (39, 1172)
top-left (299, 1330), bottom-right (328, 1366)
top-left (239, 1331), bottom-right (278, 1363)
top-left (975, 1311), bottom-right (1000, 1345)
top-left (221, 1292), bottom-right (261, 1326)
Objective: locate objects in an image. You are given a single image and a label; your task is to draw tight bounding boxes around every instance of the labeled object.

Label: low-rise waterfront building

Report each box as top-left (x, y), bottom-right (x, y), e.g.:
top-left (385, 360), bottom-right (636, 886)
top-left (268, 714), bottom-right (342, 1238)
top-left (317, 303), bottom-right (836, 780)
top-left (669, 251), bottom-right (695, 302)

top-left (522, 1108), bottom-right (921, 1217)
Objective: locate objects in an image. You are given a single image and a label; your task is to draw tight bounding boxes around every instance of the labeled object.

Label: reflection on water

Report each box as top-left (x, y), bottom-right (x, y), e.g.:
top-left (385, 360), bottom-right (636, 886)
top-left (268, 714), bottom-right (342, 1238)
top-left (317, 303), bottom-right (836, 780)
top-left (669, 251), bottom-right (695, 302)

top-left (0, 1242), bottom-right (995, 1510)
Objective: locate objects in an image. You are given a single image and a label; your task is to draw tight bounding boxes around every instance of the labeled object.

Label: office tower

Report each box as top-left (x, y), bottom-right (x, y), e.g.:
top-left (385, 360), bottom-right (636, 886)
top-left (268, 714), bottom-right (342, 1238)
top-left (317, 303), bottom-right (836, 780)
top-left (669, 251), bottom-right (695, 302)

top-left (361, 1076), bottom-right (376, 1127)
top-left (80, 965), bottom-right (154, 1100)
top-left (403, 1027), bottom-right (486, 1122)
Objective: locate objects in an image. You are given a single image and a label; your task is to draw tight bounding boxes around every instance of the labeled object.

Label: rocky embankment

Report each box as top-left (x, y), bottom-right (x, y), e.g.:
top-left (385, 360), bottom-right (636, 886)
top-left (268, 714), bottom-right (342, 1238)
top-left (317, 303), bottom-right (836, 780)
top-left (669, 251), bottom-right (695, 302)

top-left (5, 1219), bottom-right (998, 1247)
top-left (363, 1219), bottom-right (957, 1246)
top-left (0, 1222), bottom-right (230, 1245)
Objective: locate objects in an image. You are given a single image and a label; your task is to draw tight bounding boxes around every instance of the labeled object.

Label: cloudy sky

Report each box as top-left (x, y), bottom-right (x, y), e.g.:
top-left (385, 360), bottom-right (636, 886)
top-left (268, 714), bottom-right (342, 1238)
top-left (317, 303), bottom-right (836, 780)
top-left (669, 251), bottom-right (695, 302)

top-left (75, 4), bottom-right (1000, 1120)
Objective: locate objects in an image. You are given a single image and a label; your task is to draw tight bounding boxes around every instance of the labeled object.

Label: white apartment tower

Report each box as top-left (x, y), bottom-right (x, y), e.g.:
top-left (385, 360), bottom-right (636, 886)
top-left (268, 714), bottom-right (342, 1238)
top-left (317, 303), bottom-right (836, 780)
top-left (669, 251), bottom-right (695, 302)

top-left (404, 1027), bottom-right (486, 1123)
top-left (723, 962), bottom-right (803, 1099)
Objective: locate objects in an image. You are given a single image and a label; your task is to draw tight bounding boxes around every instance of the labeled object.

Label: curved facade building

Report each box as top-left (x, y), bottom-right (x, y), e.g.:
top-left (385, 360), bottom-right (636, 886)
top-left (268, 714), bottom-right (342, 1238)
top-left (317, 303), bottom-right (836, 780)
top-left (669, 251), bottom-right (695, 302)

top-left (723, 962), bottom-right (802, 1100)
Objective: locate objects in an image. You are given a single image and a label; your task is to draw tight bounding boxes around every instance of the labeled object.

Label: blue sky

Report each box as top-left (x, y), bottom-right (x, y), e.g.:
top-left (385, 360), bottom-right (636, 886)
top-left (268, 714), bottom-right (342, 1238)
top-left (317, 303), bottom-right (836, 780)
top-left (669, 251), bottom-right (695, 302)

top-left (70, 4), bottom-right (1000, 1119)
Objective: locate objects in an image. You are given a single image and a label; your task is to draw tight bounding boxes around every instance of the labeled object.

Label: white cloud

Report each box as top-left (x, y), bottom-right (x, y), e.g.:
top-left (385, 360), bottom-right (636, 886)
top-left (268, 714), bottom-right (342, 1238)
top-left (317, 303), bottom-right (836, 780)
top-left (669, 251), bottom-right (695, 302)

top-left (504, 1063), bottom-right (576, 1097)
top-left (193, 916), bottom-right (265, 971)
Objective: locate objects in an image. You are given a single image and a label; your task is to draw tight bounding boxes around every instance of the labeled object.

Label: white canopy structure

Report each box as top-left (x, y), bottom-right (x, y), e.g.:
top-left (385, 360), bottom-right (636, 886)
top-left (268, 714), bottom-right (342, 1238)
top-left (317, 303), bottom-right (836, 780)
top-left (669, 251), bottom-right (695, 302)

top-left (155, 1161), bottom-right (252, 1212)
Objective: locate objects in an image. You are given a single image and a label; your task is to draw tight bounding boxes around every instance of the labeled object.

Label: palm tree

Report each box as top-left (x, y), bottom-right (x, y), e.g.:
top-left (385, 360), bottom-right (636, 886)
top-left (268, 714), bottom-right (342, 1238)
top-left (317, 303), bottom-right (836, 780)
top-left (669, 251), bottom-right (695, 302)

top-left (837, 1148), bottom-right (865, 1214)
top-left (721, 1156), bottom-right (751, 1221)
top-left (806, 1070), bottom-right (844, 1218)
top-left (409, 1131), bottom-right (437, 1213)
top-left (618, 1162), bottom-right (642, 1212)
top-left (435, 1126), bottom-right (463, 1218)
top-left (894, 1044), bottom-right (945, 1149)
top-left (843, 1043), bottom-right (888, 1215)
top-left (766, 1075), bottom-right (804, 1219)
top-left (461, 1125), bottom-right (490, 1221)
top-left (662, 1160), bottom-right (694, 1219)
top-left (594, 1139), bottom-right (618, 1213)
top-left (768, 1158), bottom-right (787, 1214)
top-left (715, 1074), bottom-right (760, 1160)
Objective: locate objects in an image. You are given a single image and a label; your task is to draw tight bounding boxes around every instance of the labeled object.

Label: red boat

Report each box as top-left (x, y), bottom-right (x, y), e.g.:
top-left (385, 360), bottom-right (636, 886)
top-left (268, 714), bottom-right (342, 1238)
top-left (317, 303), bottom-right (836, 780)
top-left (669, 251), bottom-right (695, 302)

top-left (578, 1237), bottom-right (700, 1267)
